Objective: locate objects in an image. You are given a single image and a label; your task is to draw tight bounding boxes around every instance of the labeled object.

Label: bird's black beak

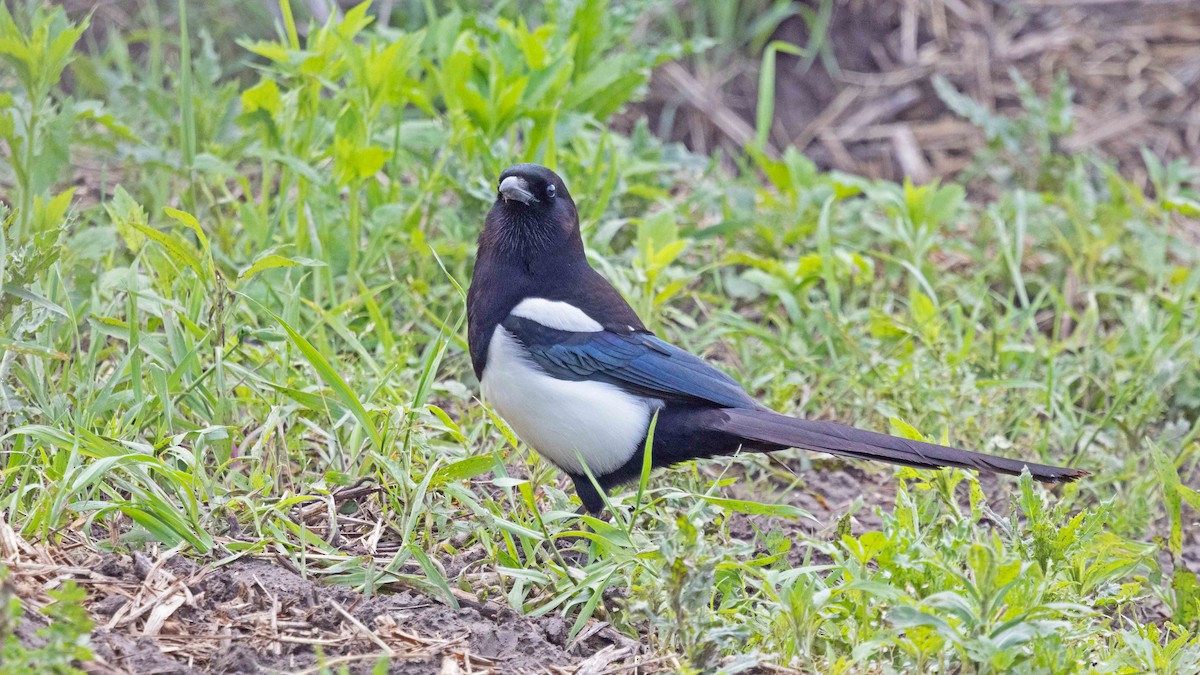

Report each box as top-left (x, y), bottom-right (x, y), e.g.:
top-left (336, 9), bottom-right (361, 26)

top-left (498, 176), bottom-right (537, 205)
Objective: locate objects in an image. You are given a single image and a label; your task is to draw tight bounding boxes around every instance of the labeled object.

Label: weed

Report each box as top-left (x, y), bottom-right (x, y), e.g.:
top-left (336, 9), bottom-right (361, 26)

top-left (0, 572), bottom-right (93, 675)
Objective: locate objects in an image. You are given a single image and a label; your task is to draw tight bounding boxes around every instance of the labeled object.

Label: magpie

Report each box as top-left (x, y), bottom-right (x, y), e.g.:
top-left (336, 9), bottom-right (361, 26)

top-left (466, 164), bottom-right (1088, 514)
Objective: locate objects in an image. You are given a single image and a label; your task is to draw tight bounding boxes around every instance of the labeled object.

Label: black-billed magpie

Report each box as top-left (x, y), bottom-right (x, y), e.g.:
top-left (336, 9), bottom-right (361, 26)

top-left (467, 164), bottom-right (1088, 514)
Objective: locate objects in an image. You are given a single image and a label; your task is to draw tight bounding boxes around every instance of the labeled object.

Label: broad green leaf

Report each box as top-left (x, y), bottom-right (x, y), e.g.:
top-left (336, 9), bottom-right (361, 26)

top-left (1173, 568), bottom-right (1200, 627)
top-left (1150, 443), bottom-right (1183, 556)
top-left (237, 253), bottom-right (325, 285)
top-left (240, 77), bottom-right (281, 117)
top-left (163, 207), bottom-right (215, 285)
top-left (429, 455), bottom-right (494, 487)
top-left (888, 417), bottom-right (928, 442)
top-left (105, 186), bottom-right (147, 253)
top-left (132, 221), bottom-right (207, 285)
top-left (910, 291), bottom-right (940, 341)
top-left (696, 494), bottom-right (816, 521)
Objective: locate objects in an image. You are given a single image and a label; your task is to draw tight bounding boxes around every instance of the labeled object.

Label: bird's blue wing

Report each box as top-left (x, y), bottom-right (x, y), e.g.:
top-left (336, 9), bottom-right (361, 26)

top-left (501, 315), bottom-right (757, 409)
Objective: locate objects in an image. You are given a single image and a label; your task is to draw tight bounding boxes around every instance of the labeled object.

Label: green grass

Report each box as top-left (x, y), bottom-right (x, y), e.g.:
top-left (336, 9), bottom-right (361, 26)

top-left (2, 1), bottom-right (1200, 672)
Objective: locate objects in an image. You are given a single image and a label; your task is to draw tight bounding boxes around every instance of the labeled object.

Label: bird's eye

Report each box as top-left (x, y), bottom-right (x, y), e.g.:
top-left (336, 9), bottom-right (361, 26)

top-left (546, 184), bottom-right (556, 199)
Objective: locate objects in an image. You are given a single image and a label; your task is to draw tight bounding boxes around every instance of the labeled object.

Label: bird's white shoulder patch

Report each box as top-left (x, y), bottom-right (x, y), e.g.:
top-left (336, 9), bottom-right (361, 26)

top-left (510, 298), bottom-right (602, 332)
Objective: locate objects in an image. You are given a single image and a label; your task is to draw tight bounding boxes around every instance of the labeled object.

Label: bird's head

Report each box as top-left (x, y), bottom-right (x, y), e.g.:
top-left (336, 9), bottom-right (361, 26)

top-left (496, 164), bottom-right (568, 207)
top-left (483, 164), bottom-right (580, 254)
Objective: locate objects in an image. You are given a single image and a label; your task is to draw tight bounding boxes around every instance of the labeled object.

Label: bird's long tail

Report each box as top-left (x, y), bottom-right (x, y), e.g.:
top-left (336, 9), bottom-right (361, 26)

top-left (718, 408), bottom-right (1088, 483)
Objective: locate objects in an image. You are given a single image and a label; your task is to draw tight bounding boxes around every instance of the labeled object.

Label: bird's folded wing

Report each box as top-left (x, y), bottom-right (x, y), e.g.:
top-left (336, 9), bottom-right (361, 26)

top-left (501, 316), bottom-right (757, 409)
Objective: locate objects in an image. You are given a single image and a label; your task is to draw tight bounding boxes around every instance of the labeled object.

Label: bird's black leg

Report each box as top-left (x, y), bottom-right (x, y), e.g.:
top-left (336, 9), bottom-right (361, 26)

top-left (556, 476), bottom-right (610, 557)
top-left (569, 473), bottom-right (607, 516)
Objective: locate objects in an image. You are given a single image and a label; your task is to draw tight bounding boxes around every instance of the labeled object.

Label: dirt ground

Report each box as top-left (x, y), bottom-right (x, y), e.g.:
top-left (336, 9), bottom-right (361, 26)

top-left (12, 461), bottom-right (1189, 674)
top-left (2, 520), bottom-right (638, 674)
top-left (645, 0), bottom-right (1200, 187)
top-left (1, 464), bottom-right (892, 675)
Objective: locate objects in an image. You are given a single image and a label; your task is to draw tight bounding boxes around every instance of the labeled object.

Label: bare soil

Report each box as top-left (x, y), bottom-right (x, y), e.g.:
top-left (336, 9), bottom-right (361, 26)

top-left (3, 528), bottom-right (641, 674)
top-left (7, 457), bottom-right (1196, 673)
top-left (644, 0), bottom-right (1200, 187)
top-left (0, 466), bottom-right (884, 675)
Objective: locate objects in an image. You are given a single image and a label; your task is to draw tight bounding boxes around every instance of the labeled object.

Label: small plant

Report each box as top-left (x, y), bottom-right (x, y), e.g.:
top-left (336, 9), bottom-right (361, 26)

top-left (1150, 444), bottom-right (1200, 630)
top-left (0, 571), bottom-right (93, 675)
top-left (0, 4), bottom-right (86, 238)
top-left (632, 509), bottom-right (760, 674)
top-left (934, 70), bottom-right (1075, 190)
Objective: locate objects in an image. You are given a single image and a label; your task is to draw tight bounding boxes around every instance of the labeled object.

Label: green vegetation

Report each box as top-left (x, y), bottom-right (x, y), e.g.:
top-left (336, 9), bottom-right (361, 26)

top-left (1, 1), bottom-right (1198, 672)
top-left (0, 572), bottom-right (92, 675)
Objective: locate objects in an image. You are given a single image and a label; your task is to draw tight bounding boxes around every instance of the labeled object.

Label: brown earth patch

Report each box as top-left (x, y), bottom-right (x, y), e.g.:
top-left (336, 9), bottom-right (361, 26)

top-left (5, 457), bottom-right (1192, 674)
top-left (0, 519), bottom-right (644, 674)
top-left (642, 0), bottom-right (1200, 186)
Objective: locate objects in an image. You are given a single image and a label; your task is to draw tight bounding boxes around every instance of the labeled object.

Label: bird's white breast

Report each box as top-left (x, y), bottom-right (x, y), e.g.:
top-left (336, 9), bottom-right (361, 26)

top-left (479, 300), bottom-right (656, 476)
